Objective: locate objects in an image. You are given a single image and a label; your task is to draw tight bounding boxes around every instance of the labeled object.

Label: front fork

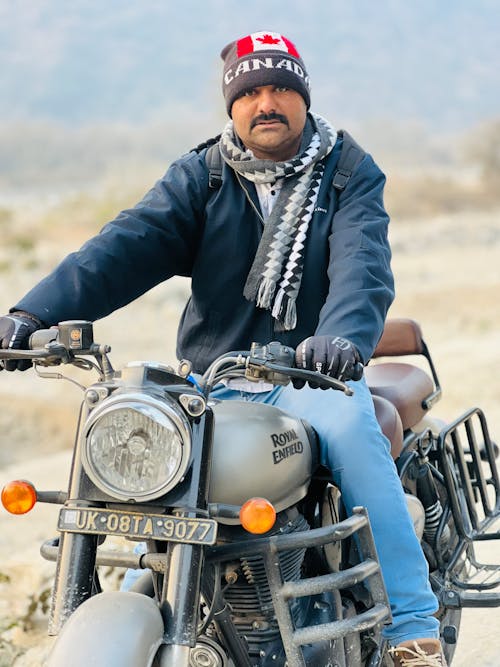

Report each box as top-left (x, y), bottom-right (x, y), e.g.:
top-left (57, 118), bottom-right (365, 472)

top-left (49, 403), bottom-right (98, 635)
top-left (161, 542), bottom-right (203, 642)
top-left (48, 531), bottom-right (98, 634)
top-left (156, 410), bottom-right (216, 663)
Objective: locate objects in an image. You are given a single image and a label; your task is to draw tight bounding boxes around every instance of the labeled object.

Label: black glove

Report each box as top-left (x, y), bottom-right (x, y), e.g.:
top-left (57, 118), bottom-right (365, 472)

top-left (0, 312), bottom-right (42, 371)
top-left (295, 335), bottom-right (362, 383)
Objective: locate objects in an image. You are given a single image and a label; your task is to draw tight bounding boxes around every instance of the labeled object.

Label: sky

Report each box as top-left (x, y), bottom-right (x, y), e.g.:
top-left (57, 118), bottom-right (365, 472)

top-left (0, 0), bottom-right (498, 131)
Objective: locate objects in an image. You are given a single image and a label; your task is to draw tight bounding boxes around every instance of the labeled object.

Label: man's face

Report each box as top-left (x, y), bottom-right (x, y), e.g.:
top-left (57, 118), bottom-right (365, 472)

top-left (231, 85), bottom-right (307, 161)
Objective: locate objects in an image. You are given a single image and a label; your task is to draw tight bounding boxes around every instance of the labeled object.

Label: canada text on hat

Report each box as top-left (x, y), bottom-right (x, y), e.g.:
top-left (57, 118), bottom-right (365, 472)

top-left (221, 31), bottom-right (311, 113)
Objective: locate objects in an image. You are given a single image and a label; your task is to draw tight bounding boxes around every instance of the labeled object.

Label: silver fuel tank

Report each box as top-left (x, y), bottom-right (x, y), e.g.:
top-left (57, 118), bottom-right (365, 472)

top-left (208, 400), bottom-right (315, 523)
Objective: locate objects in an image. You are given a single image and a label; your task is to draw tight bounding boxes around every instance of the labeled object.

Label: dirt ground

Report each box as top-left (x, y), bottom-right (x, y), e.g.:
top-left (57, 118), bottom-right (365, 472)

top-left (0, 207), bottom-right (499, 665)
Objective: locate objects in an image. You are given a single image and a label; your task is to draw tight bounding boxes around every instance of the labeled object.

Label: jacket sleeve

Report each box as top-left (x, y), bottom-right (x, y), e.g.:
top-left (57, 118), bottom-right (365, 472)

top-left (315, 153), bottom-right (395, 363)
top-left (13, 152), bottom-right (209, 326)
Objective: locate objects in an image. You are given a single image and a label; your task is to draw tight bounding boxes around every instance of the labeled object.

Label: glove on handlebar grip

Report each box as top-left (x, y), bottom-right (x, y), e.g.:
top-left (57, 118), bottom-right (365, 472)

top-left (0, 312), bottom-right (41, 371)
top-left (295, 335), bottom-right (363, 382)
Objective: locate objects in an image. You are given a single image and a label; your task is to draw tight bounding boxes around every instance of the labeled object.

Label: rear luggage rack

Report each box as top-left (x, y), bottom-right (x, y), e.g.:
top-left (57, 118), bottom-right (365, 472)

top-left (436, 407), bottom-right (500, 608)
top-left (207, 506), bottom-right (391, 667)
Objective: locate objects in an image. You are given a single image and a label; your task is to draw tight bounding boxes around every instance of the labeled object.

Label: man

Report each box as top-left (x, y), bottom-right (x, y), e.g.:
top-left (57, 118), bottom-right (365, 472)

top-left (0, 31), bottom-right (446, 666)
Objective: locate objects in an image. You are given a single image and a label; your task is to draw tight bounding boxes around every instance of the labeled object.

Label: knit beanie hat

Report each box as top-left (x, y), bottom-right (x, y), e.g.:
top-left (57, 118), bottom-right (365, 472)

top-left (221, 31), bottom-right (311, 114)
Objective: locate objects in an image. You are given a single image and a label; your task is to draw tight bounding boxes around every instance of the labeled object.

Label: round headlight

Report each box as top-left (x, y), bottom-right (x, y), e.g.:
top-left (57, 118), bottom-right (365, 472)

top-left (82, 395), bottom-right (191, 501)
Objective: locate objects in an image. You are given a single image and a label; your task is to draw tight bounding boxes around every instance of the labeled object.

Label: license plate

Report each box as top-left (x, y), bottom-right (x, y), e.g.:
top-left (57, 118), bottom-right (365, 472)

top-left (58, 507), bottom-right (217, 545)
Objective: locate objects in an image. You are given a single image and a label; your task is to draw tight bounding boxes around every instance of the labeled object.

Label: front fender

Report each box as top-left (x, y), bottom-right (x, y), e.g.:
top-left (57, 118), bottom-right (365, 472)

top-left (47, 591), bottom-right (164, 667)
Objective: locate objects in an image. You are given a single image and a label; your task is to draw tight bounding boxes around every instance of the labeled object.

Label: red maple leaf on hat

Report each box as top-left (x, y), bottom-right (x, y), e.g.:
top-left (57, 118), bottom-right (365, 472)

top-left (257, 34), bottom-right (281, 45)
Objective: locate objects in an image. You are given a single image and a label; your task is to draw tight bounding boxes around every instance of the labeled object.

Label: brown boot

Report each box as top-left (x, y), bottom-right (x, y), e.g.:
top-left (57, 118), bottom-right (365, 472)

top-left (389, 638), bottom-right (448, 667)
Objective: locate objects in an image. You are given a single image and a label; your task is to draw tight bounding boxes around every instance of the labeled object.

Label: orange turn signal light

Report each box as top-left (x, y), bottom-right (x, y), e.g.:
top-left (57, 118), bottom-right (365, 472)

top-left (239, 497), bottom-right (276, 534)
top-left (1, 480), bottom-right (37, 515)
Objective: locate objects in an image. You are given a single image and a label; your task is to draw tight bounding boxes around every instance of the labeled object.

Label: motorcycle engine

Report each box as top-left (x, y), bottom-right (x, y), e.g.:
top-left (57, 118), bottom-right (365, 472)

top-left (214, 508), bottom-right (309, 659)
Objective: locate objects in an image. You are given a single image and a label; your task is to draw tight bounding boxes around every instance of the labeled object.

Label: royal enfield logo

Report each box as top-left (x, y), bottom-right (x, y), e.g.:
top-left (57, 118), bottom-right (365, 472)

top-left (271, 428), bottom-right (304, 464)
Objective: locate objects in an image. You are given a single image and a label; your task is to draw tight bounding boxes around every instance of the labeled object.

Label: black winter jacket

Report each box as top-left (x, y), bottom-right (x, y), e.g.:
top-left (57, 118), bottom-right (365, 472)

top-left (14, 132), bottom-right (394, 373)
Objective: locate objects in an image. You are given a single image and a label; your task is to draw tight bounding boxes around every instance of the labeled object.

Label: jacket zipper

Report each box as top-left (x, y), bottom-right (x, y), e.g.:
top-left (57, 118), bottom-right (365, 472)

top-left (235, 173), bottom-right (265, 226)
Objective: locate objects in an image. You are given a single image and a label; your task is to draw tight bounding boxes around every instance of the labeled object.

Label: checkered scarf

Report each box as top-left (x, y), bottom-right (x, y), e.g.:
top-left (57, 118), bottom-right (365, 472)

top-left (219, 113), bottom-right (337, 330)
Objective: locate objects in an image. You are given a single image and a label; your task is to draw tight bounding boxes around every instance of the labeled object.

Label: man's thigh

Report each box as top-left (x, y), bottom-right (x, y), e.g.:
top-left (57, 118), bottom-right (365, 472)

top-left (269, 379), bottom-right (391, 473)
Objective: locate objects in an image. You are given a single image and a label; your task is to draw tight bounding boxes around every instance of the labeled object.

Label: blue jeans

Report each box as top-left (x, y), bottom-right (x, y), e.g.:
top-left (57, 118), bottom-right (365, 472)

top-left (210, 378), bottom-right (440, 646)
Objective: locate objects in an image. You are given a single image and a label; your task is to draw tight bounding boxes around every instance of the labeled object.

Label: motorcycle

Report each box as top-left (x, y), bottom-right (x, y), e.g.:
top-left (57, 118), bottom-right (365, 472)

top-left (1, 317), bottom-right (498, 666)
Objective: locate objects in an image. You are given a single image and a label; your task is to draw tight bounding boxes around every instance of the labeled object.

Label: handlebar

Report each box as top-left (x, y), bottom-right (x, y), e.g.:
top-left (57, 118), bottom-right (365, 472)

top-left (200, 341), bottom-right (363, 396)
top-left (0, 322), bottom-right (96, 363)
top-left (0, 323), bottom-right (363, 396)
top-left (0, 321), bottom-right (114, 378)
top-left (247, 342), bottom-right (362, 394)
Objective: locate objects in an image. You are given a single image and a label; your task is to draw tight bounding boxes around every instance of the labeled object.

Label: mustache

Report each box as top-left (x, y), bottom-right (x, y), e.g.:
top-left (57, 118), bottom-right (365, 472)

top-left (250, 112), bottom-right (289, 129)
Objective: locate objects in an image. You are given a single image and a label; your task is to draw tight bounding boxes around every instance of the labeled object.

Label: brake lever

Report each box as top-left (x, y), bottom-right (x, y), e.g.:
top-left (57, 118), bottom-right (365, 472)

top-left (256, 360), bottom-right (354, 396)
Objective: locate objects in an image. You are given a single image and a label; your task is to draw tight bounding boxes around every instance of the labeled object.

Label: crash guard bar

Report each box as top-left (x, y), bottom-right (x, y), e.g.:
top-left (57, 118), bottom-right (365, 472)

top-left (205, 506), bottom-right (391, 667)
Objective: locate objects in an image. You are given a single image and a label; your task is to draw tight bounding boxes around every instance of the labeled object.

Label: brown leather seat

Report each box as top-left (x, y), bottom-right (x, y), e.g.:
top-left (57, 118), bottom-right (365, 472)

top-left (372, 394), bottom-right (403, 460)
top-left (372, 318), bottom-right (425, 358)
top-left (367, 317), bottom-right (441, 431)
top-left (365, 362), bottom-right (434, 431)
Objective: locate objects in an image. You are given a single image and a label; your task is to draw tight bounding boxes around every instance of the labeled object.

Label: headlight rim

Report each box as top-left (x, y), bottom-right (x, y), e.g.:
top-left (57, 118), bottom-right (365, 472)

top-left (81, 391), bottom-right (191, 502)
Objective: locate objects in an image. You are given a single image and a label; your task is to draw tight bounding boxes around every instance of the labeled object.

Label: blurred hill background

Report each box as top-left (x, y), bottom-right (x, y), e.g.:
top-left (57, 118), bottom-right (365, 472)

top-left (1, 1), bottom-right (497, 129)
top-left (0, 0), bottom-right (499, 210)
